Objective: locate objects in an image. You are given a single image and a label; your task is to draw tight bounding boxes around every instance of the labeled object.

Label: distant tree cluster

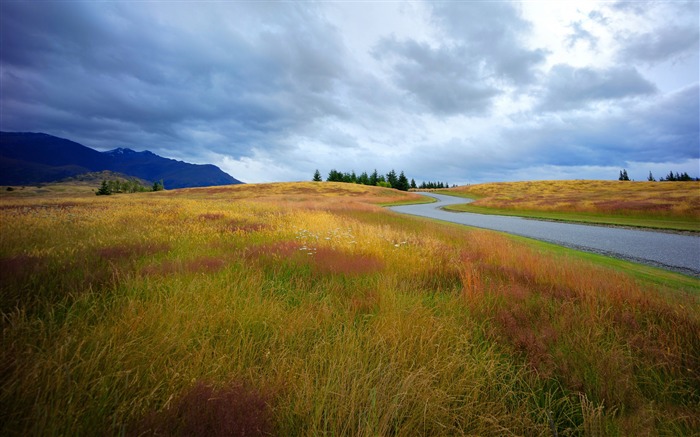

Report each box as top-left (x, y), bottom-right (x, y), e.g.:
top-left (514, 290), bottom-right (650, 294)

top-left (658, 171), bottom-right (697, 181)
top-left (96, 179), bottom-right (164, 195)
top-left (314, 169), bottom-right (454, 191)
top-left (316, 169), bottom-right (410, 191)
top-left (152, 180), bottom-right (165, 191)
top-left (621, 169), bottom-right (698, 182)
top-left (417, 181), bottom-right (452, 189)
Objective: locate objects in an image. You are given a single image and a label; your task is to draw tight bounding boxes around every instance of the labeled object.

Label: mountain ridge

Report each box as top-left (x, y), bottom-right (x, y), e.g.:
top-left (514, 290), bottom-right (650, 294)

top-left (0, 132), bottom-right (243, 188)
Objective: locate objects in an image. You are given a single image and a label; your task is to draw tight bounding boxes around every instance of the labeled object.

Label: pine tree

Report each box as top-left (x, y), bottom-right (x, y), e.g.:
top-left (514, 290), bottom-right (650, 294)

top-left (396, 171), bottom-right (409, 191)
top-left (369, 169), bottom-right (379, 186)
top-left (386, 169), bottom-right (398, 188)
top-left (359, 172), bottom-right (370, 185)
top-left (647, 171), bottom-right (655, 182)
top-left (410, 178), bottom-right (417, 189)
top-left (619, 169), bottom-right (630, 181)
top-left (327, 169), bottom-right (343, 182)
top-left (96, 180), bottom-right (112, 195)
top-left (313, 169), bottom-right (322, 182)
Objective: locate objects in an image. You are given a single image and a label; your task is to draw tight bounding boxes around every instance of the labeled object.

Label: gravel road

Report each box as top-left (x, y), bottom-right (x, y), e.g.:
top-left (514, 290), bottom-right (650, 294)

top-left (389, 192), bottom-right (700, 277)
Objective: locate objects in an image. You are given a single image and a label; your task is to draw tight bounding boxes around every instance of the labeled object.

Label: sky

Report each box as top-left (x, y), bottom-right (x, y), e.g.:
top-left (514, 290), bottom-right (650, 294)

top-left (1, 1), bottom-right (698, 185)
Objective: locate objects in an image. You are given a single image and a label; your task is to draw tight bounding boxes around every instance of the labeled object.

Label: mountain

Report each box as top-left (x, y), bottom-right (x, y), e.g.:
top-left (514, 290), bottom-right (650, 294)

top-left (0, 132), bottom-right (243, 188)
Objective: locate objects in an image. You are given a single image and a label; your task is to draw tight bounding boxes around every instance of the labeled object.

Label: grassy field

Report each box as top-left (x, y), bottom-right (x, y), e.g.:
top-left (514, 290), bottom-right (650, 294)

top-left (1, 181), bottom-right (699, 436)
top-left (440, 180), bottom-right (700, 232)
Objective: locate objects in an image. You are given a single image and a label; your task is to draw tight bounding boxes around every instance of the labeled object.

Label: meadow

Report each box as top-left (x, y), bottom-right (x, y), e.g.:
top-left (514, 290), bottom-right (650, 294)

top-left (442, 180), bottom-right (700, 232)
top-left (1, 181), bottom-right (698, 436)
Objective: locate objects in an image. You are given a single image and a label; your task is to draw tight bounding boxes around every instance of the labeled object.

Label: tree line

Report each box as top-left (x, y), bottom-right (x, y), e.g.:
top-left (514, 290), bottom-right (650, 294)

top-left (654, 170), bottom-right (697, 181)
top-left (619, 169), bottom-right (698, 181)
top-left (313, 169), bottom-right (451, 192)
top-left (417, 181), bottom-right (452, 189)
top-left (96, 178), bottom-right (164, 195)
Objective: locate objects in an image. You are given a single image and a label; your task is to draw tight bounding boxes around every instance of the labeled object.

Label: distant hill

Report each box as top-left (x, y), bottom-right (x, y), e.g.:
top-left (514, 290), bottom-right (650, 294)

top-left (0, 132), bottom-right (243, 188)
top-left (59, 170), bottom-right (152, 186)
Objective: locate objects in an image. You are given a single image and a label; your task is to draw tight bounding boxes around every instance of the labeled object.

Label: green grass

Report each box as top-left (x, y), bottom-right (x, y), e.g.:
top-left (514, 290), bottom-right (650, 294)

top-left (378, 196), bottom-right (437, 207)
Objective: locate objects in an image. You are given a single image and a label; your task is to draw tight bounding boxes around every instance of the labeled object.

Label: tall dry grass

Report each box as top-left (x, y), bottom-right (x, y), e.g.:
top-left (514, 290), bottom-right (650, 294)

top-left (1, 182), bottom-right (698, 435)
top-left (450, 180), bottom-right (700, 218)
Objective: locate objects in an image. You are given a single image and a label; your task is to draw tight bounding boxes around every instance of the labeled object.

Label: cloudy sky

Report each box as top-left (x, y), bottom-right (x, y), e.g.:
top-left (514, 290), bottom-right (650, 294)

top-left (1, 1), bottom-right (698, 184)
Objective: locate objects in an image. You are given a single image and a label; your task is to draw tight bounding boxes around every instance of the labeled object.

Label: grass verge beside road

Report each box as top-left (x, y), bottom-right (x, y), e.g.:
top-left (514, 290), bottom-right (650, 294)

top-left (443, 202), bottom-right (700, 232)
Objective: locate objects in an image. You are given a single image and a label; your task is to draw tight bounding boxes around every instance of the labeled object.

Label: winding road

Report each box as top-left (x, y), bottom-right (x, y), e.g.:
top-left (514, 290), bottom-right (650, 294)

top-left (389, 192), bottom-right (700, 277)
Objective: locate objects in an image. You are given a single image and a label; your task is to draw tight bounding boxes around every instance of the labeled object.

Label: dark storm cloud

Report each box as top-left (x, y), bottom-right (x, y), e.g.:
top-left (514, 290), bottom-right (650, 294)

top-left (608, 1), bottom-right (699, 66)
top-left (619, 25), bottom-right (700, 64)
top-left (373, 1), bottom-right (545, 115)
top-left (407, 83), bottom-right (699, 185)
top-left (639, 85), bottom-right (700, 160)
top-left (429, 2), bottom-right (546, 85)
top-left (537, 65), bottom-right (657, 112)
top-left (511, 85), bottom-right (699, 168)
top-left (372, 39), bottom-right (500, 115)
top-left (0, 2), bottom-right (348, 156)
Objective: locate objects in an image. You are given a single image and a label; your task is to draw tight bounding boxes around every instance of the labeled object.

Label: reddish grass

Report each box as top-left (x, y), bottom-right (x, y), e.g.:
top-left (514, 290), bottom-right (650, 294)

top-left (0, 255), bottom-right (49, 312)
top-left (129, 379), bottom-right (276, 437)
top-left (495, 304), bottom-right (558, 378)
top-left (142, 257), bottom-right (228, 276)
top-left (226, 220), bottom-right (268, 233)
top-left (185, 257), bottom-right (228, 274)
top-left (0, 255), bottom-right (45, 283)
top-left (455, 232), bottom-right (700, 419)
top-left (198, 213), bottom-right (225, 221)
top-left (310, 247), bottom-right (383, 276)
top-left (0, 252), bottom-right (135, 313)
top-left (349, 288), bottom-right (380, 318)
top-left (97, 242), bottom-right (171, 261)
top-left (245, 242), bottom-right (383, 277)
top-left (245, 241), bottom-right (302, 261)
top-left (593, 200), bottom-right (674, 213)
top-left (0, 202), bottom-right (79, 211)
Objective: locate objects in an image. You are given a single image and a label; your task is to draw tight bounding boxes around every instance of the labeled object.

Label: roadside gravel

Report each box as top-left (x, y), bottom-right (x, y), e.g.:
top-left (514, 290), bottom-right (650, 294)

top-left (389, 192), bottom-right (700, 277)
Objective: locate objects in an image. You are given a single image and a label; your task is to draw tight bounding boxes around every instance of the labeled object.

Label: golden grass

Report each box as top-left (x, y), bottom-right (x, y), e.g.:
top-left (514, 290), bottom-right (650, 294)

top-left (451, 179), bottom-right (698, 214)
top-left (1, 181), bottom-right (698, 435)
